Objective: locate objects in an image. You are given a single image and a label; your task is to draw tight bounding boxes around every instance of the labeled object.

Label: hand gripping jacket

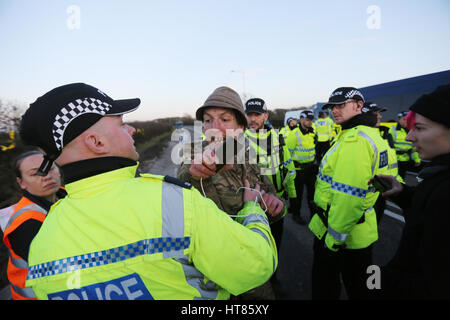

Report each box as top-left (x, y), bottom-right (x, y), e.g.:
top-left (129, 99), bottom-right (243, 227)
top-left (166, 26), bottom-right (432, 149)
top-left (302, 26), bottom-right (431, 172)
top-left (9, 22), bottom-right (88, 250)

top-left (245, 128), bottom-right (297, 200)
top-left (308, 125), bottom-right (391, 251)
top-left (25, 164), bottom-right (277, 300)
top-left (3, 197), bottom-right (47, 300)
top-left (389, 124), bottom-right (420, 164)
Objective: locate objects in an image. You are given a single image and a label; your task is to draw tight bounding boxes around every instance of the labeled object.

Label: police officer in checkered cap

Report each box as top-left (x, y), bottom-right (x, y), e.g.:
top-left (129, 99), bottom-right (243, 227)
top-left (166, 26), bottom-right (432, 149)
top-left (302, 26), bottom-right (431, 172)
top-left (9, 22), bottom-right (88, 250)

top-left (20, 83), bottom-right (140, 175)
top-left (20, 83), bottom-right (278, 300)
top-left (309, 86), bottom-right (391, 299)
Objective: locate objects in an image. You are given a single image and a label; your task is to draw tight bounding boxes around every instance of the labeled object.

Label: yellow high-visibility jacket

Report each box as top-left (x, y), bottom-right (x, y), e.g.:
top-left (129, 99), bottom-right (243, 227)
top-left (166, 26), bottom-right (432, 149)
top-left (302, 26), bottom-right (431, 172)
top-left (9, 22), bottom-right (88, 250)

top-left (26, 160), bottom-right (277, 300)
top-left (309, 125), bottom-right (391, 251)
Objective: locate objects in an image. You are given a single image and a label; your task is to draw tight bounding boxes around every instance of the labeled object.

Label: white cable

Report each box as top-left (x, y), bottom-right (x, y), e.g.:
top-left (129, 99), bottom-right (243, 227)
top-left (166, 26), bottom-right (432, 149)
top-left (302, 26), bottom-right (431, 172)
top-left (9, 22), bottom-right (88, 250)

top-left (200, 177), bottom-right (207, 197)
top-left (199, 179), bottom-right (267, 218)
top-left (228, 186), bottom-right (267, 218)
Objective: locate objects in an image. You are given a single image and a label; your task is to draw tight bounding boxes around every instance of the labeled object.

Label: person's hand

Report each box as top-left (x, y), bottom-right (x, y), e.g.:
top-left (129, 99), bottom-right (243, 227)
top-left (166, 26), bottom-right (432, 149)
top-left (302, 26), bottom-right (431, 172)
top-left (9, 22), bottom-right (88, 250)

top-left (243, 179), bottom-right (265, 203)
top-left (261, 193), bottom-right (284, 217)
top-left (189, 148), bottom-right (233, 179)
top-left (414, 162), bottom-right (421, 167)
top-left (368, 174), bottom-right (403, 198)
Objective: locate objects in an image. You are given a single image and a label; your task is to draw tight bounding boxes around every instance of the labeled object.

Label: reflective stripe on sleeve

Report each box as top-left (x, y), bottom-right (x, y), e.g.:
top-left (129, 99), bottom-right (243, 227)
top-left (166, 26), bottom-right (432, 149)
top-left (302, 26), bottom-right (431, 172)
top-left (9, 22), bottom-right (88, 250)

top-left (250, 228), bottom-right (276, 273)
top-left (174, 255), bottom-right (219, 300)
top-left (328, 226), bottom-right (348, 242)
top-left (357, 131), bottom-right (378, 175)
top-left (242, 213), bottom-right (269, 228)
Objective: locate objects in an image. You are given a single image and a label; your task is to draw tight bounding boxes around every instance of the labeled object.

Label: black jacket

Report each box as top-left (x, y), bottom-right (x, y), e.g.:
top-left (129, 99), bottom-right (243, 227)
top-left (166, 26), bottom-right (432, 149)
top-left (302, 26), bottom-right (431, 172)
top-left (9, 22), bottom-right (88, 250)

top-left (381, 153), bottom-right (450, 299)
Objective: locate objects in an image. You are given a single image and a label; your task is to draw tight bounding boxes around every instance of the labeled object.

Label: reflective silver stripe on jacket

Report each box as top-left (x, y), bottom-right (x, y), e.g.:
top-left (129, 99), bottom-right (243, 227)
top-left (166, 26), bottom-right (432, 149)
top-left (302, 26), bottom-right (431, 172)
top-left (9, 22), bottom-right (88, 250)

top-left (5, 203), bottom-right (46, 298)
top-left (163, 182), bottom-right (220, 299)
top-left (327, 207), bottom-right (373, 243)
top-left (161, 181), bottom-right (187, 259)
top-left (357, 130), bottom-right (378, 175)
top-left (4, 204), bottom-right (47, 231)
top-left (250, 228), bottom-right (276, 273)
top-left (11, 283), bottom-right (36, 298)
top-left (174, 255), bottom-right (219, 300)
top-left (328, 226), bottom-right (348, 242)
top-left (241, 213), bottom-right (270, 228)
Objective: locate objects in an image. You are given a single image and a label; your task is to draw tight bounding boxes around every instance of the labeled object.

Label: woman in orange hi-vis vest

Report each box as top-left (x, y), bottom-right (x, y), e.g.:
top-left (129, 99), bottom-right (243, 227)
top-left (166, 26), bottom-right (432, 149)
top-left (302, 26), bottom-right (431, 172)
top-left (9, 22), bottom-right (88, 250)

top-left (2, 151), bottom-right (65, 300)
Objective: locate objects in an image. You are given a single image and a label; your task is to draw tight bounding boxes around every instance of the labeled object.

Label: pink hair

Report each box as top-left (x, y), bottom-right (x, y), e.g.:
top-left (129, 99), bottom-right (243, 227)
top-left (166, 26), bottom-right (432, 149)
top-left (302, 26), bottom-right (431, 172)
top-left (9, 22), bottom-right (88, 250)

top-left (406, 111), bottom-right (416, 130)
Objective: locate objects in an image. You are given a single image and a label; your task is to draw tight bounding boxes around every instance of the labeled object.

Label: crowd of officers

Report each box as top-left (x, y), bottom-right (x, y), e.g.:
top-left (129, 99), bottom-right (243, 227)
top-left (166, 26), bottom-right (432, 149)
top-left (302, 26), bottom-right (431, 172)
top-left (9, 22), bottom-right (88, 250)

top-left (2, 82), bottom-right (448, 301)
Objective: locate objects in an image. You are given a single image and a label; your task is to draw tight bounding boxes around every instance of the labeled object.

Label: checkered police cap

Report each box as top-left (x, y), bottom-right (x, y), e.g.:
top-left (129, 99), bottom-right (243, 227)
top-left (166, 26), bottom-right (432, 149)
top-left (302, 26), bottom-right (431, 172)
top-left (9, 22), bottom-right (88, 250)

top-left (20, 83), bottom-right (140, 175)
top-left (322, 87), bottom-right (365, 110)
top-left (362, 102), bottom-right (387, 113)
top-left (300, 110), bottom-right (314, 120)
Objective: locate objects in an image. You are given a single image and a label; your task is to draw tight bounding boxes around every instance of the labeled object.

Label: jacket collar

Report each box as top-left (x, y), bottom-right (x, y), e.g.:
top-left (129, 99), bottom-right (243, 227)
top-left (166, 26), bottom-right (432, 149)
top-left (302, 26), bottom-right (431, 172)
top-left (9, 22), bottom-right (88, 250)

top-left (341, 113), bottom-right (378, 130)
top-left (61, 157), bottom-right (138, 184)
top-left (418, 153), bottom-right (450, 180)
top-left (299, 124), bottom-right (314, 135)
top-left (22, 190), bottom-right (53, 211)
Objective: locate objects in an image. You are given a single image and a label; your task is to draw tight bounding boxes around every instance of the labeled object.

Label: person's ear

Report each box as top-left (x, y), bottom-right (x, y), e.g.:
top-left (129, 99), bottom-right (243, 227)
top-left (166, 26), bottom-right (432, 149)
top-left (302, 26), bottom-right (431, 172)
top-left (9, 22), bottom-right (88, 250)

top-left (16, 177), bottom-right (26, 191)
top-left (83, 132), bottom-right (108, 155)
top-left (263, 113), bottom-right (269, 122)
top-left (356, 101), bottom-right (364, 110)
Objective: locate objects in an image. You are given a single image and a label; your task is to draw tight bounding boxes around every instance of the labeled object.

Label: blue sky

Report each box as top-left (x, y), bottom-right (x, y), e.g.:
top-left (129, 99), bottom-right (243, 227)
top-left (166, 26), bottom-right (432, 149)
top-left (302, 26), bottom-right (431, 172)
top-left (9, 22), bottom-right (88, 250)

top-left (1, 0), bottom-right (449, 121)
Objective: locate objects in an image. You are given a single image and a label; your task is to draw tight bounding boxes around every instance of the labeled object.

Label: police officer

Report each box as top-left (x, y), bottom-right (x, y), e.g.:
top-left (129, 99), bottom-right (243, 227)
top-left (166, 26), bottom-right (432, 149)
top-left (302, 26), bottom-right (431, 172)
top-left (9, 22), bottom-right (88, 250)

top-left (286, 110), bottom-right (318, 225)
top-left (389, 111), bottom-right (421, 179)
top-left (20, 83), bottom-right (277, 300)
top-left (314, 111), bottom-right (334, 163)
top-left (244, 98), bottom-right (297, 251)
top-left (308, 87), bottom-right (391, 299)
top-left (279, 117), bottom-right (298, 141)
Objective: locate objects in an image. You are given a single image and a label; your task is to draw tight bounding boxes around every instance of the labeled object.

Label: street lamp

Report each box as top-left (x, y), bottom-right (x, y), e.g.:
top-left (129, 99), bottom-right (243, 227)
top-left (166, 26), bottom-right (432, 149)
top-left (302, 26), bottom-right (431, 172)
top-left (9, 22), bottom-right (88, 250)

top-left (230, 70), bottom-right (247, 101)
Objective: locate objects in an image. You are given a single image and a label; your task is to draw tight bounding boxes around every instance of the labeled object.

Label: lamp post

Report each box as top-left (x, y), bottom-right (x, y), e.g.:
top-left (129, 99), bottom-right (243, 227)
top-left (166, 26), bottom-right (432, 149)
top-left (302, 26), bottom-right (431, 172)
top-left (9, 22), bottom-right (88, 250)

top-left (230, 70), bottom-right (247, 101)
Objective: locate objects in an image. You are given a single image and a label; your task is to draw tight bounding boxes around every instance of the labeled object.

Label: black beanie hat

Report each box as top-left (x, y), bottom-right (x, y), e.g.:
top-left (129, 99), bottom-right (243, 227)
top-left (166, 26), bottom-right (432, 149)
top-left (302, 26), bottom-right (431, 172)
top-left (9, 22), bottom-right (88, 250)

top-left (410, 84), bottom-right (450, 128)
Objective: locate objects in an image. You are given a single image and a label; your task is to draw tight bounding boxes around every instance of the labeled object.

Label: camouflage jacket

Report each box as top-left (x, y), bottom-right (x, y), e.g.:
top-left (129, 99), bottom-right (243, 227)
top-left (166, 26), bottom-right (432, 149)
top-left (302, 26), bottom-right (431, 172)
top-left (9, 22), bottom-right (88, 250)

top-left (177, 139), bottom-right (278, 219)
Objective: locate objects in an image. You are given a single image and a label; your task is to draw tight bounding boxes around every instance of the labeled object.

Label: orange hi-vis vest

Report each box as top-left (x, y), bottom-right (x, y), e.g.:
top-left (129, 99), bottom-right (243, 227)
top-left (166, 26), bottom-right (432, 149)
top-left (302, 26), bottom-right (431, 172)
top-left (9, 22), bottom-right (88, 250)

top-left (3, 196), bottom-right (47, 300)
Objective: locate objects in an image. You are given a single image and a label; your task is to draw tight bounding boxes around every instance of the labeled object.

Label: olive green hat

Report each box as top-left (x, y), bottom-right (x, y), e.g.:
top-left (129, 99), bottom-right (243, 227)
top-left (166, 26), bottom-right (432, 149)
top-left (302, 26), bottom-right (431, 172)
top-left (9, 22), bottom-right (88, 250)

top-left (196, 86), bottom-right (248, 127)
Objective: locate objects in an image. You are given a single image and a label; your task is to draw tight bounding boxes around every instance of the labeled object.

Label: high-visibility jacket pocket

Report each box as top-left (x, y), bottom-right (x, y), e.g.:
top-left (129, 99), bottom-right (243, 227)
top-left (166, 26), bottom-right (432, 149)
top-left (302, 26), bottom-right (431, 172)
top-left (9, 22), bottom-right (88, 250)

top-left (308, 214), bottom-right (327, 240)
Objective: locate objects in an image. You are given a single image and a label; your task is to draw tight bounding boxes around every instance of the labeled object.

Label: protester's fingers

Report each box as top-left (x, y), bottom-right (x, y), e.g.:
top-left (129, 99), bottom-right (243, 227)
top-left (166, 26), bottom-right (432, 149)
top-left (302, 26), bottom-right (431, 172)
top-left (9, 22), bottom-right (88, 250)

top-left (189, 164), bottom-right (216, 179)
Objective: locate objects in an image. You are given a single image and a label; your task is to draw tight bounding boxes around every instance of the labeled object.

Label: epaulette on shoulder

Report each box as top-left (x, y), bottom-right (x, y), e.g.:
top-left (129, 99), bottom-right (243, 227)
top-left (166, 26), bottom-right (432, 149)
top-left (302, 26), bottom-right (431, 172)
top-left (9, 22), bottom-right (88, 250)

top-left (163, 175), bottom-right (192, 189)
top-left (342, 127), bottom-right (358, 142)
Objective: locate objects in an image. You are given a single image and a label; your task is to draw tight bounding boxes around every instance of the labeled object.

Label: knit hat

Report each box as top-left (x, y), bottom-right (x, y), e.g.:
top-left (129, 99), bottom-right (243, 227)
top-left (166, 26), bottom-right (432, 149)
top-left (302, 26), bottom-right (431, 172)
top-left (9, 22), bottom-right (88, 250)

top-left (196, 86), bottom-right (248, 127)
top-left (410, 84), bottom-right (450, 128)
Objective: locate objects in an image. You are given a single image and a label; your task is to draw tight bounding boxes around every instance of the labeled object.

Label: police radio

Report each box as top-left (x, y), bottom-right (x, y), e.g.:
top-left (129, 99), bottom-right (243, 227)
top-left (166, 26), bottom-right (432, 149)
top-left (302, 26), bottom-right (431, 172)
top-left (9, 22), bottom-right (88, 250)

top-left (372, 175), bottom-right (392, 193)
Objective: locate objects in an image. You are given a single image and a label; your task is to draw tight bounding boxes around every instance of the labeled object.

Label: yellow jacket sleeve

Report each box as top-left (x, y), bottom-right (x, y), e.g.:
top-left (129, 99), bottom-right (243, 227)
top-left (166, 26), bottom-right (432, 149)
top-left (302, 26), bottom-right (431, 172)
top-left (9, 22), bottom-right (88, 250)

top-left (187, 187), bottom-right (277, 296)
